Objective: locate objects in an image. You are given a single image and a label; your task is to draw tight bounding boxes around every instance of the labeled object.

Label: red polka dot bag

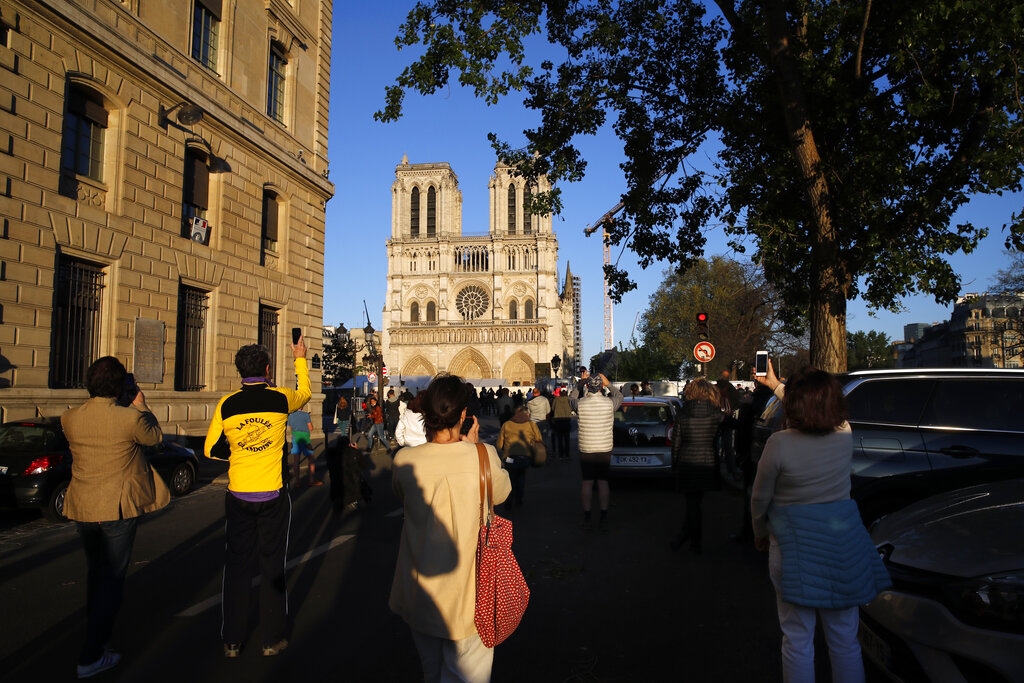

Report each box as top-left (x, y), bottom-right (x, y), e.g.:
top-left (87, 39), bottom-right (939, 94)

top-left (474, 443), bottom-right (530, 648)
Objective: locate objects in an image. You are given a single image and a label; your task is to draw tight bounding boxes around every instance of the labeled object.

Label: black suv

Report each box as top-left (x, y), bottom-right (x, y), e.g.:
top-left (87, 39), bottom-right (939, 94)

top-left (751, 368), bottom-right (1024, 524)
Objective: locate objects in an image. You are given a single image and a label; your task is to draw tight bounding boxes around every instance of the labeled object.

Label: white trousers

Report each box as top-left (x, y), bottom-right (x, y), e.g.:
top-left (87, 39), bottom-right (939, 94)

top-left (410, 629), bottom-right (494, 683)
top-left (769, 542), bottom-right (865, 683)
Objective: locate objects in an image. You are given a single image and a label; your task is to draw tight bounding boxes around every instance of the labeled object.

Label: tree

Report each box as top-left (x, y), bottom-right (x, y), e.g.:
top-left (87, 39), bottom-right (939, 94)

top-left (377, 0), bottom-right (1024, 373)
top-left (846, 330), bottom-right (895, 371)
top-left (321, 326), bottom-right (356, 387)
top-left (640, 256), bottom-right (787, 378)
top-left (990, 252), bottom-right (1024, 294)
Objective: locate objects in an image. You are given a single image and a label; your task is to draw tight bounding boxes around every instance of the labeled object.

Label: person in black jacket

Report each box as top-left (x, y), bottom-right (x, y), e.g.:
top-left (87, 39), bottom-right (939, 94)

top-left (732, 383), bottom-right (775, 541)
top-left (670, 378), bottom-right (724, 554)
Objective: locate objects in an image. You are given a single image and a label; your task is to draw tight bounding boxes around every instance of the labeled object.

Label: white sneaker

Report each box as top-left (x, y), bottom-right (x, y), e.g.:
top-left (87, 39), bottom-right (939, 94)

top-left (77, 651), bottom-right (121, 678)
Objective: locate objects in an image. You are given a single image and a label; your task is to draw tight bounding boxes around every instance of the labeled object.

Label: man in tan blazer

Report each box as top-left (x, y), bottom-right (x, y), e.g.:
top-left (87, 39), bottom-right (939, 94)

top-left (61, 356), bottom-right (168, 679)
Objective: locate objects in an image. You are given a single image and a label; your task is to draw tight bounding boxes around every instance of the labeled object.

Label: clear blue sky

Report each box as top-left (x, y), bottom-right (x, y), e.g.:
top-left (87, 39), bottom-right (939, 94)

top-left (325, 2), bottom-right (1020, 363)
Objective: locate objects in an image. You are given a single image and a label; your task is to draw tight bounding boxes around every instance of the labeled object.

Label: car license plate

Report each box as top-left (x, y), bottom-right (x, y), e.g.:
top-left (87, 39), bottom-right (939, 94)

top-left (616, 455), bottom-right (650, 465)
top-left (858, 621), bottom-right (891, 670)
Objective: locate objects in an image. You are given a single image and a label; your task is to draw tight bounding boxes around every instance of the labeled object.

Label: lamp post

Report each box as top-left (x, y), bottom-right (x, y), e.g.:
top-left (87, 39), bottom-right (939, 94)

top-left (362, 323), bottom-right (384, 393)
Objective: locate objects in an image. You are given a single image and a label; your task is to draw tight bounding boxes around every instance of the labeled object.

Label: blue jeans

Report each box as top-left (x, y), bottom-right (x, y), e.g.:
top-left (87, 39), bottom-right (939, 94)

top-left (369, 422), bottom-right (387, 448)
top-left (76, 517), bottom-right (138, 664)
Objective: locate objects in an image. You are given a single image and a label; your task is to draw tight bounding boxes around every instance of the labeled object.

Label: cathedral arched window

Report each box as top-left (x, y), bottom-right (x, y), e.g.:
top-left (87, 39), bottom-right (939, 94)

top-left (410, 302), bottom-right (420, 322)
top-left (525, 299), bottom-right (534, 319)
top-left (410, 187), bottom-right (420, 237)
top-left (523, 185), bottom-right (532, 234)
top-left (427, 186), bottom-right (436, 237)
top-left (509, 300), bottom-right (518, 320)
top-left (507, 183), bottom-right (516, 235)
top-left (427, 301), bottom-right (436, 321)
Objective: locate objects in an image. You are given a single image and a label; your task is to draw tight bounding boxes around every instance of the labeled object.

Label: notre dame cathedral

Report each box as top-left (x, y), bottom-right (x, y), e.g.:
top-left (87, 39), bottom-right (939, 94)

top-left (381, 156), bottom-right (580, 385)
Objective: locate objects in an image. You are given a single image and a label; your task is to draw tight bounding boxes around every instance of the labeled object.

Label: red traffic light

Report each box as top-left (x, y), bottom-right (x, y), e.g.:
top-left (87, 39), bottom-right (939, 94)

top-left (696, 312), bottom-right (708, 322)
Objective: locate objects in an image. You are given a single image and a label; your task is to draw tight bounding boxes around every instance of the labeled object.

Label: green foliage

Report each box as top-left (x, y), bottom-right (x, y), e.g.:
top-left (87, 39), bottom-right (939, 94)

top-left (380, 0), bottom-right (1024, 372)
top-left (640, 256), bottom-right (780, 377)
top-left (321, 326), bottom-right (356, 387)
top-left (846, 330), bottom-right (895, 371)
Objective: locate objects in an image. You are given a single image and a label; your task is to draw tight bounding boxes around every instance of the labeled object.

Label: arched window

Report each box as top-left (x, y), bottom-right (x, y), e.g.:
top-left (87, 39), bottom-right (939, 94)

top-left (427, 301), bottom-right (436, 321)
top-left (525, 299), bottom-right (534, 319)
top-left (507, 183), bottom-right (517, 235)
top-left (509, 300), bottom-right (518, 320)
top-left (410, 302), bottom-right (420, 322)
top-left (410, 187), bottom-right (420, 237)
top-left (427, 186), bottom-right (436, 237)
top-left (523, 185), bottom-right (532, 234)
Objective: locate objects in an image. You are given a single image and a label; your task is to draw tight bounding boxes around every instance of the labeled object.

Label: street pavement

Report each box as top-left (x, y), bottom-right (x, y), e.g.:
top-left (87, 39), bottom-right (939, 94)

top-left (0, 413), bottom-right (883, 682)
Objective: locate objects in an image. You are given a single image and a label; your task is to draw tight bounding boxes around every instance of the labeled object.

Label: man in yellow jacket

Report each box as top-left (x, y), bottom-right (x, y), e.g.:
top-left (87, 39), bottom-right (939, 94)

top-left (204, 335), bottom-right (310, 658)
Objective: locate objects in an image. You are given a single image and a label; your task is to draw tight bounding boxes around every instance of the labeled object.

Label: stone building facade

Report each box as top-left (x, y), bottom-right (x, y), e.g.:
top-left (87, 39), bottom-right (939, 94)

top-left (381, 158), bottom-right (578, 385)
top-left (897, 293), bottom-right (1023, 368)
top-left (0, 0), bottom-right (334, 434)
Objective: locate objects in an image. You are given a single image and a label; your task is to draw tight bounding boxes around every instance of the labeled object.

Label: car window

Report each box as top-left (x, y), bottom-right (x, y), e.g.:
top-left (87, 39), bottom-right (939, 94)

top-left (845, 378), bottom-right (933, 425)
top-left (0, 424), bottom-right (55, 451)
top-left (617, 404), bottom-right (671, 424)
top-left (921, 379), bottom-right (1024, 431)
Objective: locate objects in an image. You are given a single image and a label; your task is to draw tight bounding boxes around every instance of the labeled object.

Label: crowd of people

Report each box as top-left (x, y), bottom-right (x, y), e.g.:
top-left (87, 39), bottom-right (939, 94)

top-left (59, 342), bottom-right (886, 682)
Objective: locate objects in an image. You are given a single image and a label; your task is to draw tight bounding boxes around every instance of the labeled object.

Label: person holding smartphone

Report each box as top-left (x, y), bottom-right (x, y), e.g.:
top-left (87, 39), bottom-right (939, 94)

top-left (203, 332), bottom-right (310, 658)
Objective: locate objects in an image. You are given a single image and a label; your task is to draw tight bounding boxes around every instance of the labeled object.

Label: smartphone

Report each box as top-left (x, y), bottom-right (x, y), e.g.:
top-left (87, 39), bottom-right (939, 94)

top-left (460, 415), bottom-right (475, 436)
top-left (118, 373), bottom-right (138, 406)
top-left (292, 327), bottom-right (302, 344)
top-left (755, 351), bottom-right (769, 377)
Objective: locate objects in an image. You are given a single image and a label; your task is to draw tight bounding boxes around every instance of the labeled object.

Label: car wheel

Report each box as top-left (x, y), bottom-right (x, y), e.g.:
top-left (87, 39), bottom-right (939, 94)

top-left (169, 462), bottom-right (196, 496)
top-left (43, 481), bottom-right (69, 523)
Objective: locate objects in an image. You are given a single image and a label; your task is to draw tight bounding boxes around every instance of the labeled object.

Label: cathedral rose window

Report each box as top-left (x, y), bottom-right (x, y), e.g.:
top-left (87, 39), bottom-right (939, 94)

top-left (455, 285), bottom-right (489, 320)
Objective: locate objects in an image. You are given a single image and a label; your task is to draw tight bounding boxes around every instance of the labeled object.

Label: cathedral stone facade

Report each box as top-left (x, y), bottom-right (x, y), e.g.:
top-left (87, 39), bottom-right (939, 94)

top-left (381, 158), bottom-right (578, 385)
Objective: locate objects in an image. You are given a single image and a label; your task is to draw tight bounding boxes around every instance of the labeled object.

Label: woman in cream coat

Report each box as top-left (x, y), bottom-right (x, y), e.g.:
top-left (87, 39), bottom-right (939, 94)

top-left (389, 374), bottom-right (511, 683)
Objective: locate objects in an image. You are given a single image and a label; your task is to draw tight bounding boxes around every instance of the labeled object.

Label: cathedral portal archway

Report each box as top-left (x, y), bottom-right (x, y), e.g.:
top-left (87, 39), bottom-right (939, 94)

top-left (449, 348), bottom-right (491, 380)
top-left (401, 354), bottom-right (437, 378)
top-left (503, 351), bottom-right (535, 385)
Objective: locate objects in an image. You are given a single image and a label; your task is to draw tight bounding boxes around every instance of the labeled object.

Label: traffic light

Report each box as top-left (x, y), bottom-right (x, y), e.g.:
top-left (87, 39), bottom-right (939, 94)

top-left (696, 312), bottom-right (710, 340)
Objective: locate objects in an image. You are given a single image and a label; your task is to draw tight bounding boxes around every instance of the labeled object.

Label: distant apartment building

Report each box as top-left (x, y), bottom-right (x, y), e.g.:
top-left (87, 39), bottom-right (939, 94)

top-left (897, 293), bottom-right (1023, 368)
top-left (1, 1), bottom-right (335, 433)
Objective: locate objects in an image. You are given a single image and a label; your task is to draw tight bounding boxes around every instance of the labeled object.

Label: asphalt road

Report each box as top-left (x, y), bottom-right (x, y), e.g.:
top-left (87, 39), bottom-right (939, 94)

top-left (0, 415), bottom-right (883, 682)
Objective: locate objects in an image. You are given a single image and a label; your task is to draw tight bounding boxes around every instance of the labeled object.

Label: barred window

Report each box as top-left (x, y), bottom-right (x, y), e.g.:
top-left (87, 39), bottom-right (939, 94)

top-left (51, 257), bottom-right (104, 388)
top-left (175, 285), bottom-right (208, 391)
top-left (191, 0), bottom-right (220, 71)
top-left (258, 305), bottom-right (279, 373)
top-left (267, 41), bottom-right (287, 124)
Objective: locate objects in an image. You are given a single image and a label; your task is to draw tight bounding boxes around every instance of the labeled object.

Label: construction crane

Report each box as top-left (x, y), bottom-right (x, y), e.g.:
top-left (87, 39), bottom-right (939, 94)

top-left (584, 201), bottom-right (624, 352)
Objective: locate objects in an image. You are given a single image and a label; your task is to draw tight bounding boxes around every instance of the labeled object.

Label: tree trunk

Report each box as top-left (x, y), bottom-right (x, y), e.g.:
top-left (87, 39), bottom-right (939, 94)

top-left (764, 1), bottom-right (848, 373)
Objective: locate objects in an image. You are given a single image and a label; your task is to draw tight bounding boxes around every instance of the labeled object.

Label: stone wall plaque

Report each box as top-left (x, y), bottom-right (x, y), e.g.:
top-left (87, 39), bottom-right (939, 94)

top-left (133, 318), bottom-right (165, 384)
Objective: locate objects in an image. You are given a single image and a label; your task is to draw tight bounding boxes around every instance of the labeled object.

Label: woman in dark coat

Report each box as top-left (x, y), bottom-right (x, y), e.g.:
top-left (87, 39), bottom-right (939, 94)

top-left (670, 377), bottom-right (724, 553)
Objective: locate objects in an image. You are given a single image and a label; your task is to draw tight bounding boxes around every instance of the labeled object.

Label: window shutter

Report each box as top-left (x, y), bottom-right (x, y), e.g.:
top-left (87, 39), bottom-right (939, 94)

top-left (263, 193), bottom-right (279, 241)
top-left (191, 155), bottom-right (209, 209)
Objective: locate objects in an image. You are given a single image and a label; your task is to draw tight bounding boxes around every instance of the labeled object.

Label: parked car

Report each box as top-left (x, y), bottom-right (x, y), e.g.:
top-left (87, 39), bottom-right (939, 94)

top-left (609, 397), bottom-right (678, 476)
top-left (750, 368), bottom-right (1024, 524)
top-left (860, 479), bottom-right (1024, 682)
top-left (0, 417), bottom-right (199, 522)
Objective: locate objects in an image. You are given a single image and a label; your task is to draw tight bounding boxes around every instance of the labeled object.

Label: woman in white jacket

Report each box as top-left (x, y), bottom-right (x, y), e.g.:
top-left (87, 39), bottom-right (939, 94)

top-left (395, 391), bottom-right (426, 448)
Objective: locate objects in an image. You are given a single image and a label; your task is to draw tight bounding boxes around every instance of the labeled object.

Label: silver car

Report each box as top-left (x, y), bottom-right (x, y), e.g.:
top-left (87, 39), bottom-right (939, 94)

top-left (609, 397), bottom-right (677, 476)
top-left (860, 479), bottom-right (1024, 682)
